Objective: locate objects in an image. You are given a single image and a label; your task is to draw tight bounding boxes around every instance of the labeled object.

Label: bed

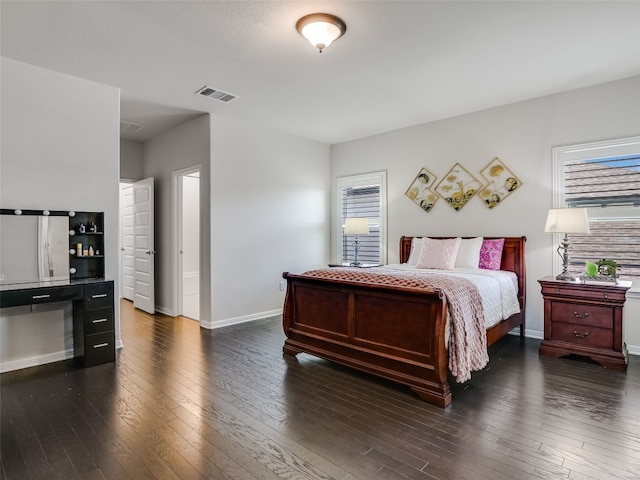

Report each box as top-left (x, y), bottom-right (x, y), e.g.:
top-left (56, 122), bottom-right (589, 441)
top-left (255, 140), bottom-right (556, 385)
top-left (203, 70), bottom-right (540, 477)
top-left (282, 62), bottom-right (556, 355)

top-left (281, 236), bottom-right (526, 407)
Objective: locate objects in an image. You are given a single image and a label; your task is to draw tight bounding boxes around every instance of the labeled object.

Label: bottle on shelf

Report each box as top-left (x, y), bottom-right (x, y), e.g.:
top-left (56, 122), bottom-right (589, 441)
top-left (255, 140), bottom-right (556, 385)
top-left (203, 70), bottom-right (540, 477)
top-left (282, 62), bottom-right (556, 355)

top-left (88, 246), bottom-right (94, 256)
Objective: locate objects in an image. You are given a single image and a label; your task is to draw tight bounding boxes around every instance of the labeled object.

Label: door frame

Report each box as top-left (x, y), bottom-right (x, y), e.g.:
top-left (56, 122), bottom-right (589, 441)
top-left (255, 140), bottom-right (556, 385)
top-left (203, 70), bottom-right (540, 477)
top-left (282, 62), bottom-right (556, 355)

top-left (172, 165), bottom-right (202, 319)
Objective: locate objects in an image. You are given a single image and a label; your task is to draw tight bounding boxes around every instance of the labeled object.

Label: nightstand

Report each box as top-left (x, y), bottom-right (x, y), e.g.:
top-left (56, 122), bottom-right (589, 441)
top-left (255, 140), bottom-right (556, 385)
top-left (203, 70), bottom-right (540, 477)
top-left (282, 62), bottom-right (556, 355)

top-left (538, 277), bottom-right (631, 370)
top-left (328, 263), bottom-right (381, 268)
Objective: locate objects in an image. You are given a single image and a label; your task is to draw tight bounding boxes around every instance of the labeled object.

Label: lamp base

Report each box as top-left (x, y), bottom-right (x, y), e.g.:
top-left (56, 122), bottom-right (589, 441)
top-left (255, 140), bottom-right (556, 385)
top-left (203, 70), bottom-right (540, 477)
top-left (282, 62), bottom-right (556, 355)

top-left (350, 261), bottom-right (362, 266)
top-left (555, 272), bottom-right (577, 281)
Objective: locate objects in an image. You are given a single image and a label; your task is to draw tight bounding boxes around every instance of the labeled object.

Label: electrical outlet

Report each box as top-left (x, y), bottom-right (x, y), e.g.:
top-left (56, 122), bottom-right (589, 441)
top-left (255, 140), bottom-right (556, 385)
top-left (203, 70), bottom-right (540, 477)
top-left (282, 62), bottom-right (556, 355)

top-left (279, 280), bottom-right (286, 291)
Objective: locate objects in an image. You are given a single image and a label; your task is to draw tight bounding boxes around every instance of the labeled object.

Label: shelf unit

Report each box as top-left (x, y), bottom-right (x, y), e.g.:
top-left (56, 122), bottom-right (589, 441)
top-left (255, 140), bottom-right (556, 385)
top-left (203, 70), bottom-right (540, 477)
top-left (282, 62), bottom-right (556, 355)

top-left (69, 211), bottom-right (105, 280)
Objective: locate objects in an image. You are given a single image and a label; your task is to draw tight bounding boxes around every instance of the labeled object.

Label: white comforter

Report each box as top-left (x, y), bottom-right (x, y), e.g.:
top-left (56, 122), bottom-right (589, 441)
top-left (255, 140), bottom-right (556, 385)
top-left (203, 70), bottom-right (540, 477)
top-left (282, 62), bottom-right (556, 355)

top-left (384, 264), bottom-right (521, 329)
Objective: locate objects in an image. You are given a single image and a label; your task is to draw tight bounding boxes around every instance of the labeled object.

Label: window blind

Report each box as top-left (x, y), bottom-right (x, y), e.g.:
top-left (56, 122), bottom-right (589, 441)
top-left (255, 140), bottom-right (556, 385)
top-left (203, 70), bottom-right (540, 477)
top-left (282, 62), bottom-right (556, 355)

top-left (341, 185), bottom-right (381, 264)
top-left (564, 154), bottom-right (640, 278)
top-left (564, 154), bottom-right (640, 207)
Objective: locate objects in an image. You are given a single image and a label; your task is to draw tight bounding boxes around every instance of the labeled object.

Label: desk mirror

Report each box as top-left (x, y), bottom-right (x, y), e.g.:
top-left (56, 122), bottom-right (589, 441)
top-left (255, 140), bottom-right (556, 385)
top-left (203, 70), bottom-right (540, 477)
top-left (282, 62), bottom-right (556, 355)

top-left (0, 210), bottom-right (71, 285)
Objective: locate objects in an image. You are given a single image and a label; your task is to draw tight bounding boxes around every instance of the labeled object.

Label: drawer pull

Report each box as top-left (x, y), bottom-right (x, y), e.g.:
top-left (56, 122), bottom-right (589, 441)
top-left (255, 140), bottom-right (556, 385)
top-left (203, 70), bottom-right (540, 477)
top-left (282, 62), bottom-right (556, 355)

top-left (32, 294), bottom-right (51, 299)
top-left (91, 293), bottom-right (108, 299)
top-left (555, 288), bottom-right (560, 294)
top-left (93, 343), bottom-right (109, 349)
top-left (573, 311), bottom-right (589, 319)
top-left (603, 292), bottom-right (608, 299)
top-left (92, 318), bottom-right (108, 324)
top-left (573, 331), bottom-right (589, 338)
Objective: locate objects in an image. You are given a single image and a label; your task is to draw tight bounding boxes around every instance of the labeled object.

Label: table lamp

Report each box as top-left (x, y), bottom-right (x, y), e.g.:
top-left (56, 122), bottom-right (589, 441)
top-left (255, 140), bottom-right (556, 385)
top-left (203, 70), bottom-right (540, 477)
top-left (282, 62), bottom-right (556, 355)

top-left (544, 207), bottom-right (590, 280)
top-left (344, 217), bottom-right (369, 266)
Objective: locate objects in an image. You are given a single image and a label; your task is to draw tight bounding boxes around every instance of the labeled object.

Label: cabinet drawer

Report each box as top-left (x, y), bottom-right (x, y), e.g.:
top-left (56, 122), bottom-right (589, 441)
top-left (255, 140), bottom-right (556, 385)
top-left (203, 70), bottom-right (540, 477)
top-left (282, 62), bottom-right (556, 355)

top-left (83, 282), bottom-right (113, 308)
top-left (84, 307), bottom-right (114, 335)
top-left (0, 285), bottom-right (82, 308)
top-left (84, 331), bottom-right (115, 367)
top-left (550, 302), bottom-right (613, 328)
top-left (551, 322), bottom-right (613, 349)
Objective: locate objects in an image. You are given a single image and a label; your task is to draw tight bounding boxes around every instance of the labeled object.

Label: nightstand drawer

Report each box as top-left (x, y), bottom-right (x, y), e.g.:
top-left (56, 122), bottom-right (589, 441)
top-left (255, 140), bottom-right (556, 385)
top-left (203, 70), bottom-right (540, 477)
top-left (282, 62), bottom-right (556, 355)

top-left (551, 322), bottom-right (613, 349)
top-left (540, 282), bottom-right (627, 303)
top-left (550, 302), bottom-right (613, 328)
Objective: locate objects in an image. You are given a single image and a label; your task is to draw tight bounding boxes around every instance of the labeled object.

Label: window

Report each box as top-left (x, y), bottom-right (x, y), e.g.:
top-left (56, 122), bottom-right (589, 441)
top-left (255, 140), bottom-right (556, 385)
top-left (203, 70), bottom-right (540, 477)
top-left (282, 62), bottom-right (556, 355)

top-left (336, 172), bottom-right (387, 265)
top-left (553, 137), bottom-right (640, 279)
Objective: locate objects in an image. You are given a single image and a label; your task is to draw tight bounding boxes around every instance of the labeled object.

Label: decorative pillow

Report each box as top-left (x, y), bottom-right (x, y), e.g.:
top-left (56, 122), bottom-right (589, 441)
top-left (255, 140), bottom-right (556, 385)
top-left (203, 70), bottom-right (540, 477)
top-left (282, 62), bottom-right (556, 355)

top-left (416, 237), bottom-right (461, 270)
top-left (455, 237), bottom-right (483, 268)
top-left (407, 237), bottom-right (423, 265)
top-left (479, 238), bottom-right (505, 270)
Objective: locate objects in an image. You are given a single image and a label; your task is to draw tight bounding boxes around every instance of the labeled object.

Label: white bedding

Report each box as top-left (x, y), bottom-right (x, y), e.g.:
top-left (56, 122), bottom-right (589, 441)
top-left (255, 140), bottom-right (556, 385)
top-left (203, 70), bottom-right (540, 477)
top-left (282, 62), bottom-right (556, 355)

top-left (384, 264), bottom-right (521, 329)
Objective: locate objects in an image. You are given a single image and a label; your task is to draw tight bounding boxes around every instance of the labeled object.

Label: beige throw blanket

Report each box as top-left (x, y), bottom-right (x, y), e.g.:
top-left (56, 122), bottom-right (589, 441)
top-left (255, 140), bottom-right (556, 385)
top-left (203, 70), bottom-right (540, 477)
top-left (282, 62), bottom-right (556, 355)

top-left (302, 267), bottom-right (488, 383)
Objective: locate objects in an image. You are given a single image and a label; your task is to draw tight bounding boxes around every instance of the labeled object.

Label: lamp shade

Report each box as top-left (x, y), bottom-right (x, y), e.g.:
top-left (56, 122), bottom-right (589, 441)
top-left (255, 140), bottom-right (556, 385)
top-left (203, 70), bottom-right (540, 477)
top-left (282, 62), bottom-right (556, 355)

top-left (544, 207), bottom-right (590, 234)
top-left (296, 13), bottom-right (346, 52)
top-left (344, 217), bottom-right (369, 235)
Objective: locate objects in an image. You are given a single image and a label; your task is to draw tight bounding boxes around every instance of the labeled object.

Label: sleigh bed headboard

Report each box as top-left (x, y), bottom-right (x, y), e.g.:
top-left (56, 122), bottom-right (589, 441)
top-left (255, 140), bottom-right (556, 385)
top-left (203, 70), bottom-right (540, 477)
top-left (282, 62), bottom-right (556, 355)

top-left (399, 236), bottom-right (527, 314)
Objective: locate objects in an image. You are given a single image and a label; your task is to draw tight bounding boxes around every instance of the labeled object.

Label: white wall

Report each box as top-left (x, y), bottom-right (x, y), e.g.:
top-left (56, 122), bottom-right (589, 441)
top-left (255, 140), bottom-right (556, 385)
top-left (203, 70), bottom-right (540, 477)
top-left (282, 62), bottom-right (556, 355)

top-left (120, 139), bottom-right (144, 181)
top-left (0, 57), bottom-right (120, 371)
top-left (142, 115), bottom-right (211, 320)
top-left (209, 116), bottom-right (330, 327)
top-left (331, 75), bottom-right (640, 343)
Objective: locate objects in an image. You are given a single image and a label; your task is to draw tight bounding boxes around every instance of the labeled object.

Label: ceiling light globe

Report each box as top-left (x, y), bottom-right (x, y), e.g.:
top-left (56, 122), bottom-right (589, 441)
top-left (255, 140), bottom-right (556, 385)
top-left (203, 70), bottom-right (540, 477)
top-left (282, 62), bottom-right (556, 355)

top-left (296, 13), bottom-right (346, 53)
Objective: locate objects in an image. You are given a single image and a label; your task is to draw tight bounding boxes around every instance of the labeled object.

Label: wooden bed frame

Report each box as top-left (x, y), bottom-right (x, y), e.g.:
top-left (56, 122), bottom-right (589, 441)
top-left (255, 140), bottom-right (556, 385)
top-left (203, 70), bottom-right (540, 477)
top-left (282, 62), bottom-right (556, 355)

top-left (282, 236), bottom-right (526, 407)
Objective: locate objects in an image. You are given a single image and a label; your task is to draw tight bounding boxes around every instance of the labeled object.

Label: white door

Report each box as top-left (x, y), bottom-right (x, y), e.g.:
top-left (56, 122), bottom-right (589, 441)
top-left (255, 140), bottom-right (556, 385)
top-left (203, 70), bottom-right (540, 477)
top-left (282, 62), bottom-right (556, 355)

top-left (120, 183), bottom-right (135, 301)
top-left (133, 177), bottom-right (155, 314)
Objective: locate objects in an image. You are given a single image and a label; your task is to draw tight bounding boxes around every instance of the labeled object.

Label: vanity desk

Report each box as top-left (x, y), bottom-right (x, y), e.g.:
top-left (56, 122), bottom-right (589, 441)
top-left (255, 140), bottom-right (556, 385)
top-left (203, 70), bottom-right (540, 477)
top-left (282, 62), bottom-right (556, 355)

top-left (0, 278), bottom-right (115, 367)
top-left (1, 208), bottom-right (114, 369)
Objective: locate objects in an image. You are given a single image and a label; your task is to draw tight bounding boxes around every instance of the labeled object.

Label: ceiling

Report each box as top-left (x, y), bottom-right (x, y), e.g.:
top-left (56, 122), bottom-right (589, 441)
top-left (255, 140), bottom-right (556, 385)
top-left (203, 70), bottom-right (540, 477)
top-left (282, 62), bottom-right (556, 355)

top-left (2, 1), bottom-right (639, 144)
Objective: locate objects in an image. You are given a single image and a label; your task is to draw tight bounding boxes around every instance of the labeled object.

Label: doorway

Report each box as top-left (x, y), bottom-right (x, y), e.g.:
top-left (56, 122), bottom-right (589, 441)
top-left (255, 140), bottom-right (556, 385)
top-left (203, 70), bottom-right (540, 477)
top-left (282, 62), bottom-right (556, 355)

top-left (119, 182), bottom-right (134, 301)
top-left (119, 177), bottom-right (156, 314)
top-left (174, 167), bottom-right (201, 321)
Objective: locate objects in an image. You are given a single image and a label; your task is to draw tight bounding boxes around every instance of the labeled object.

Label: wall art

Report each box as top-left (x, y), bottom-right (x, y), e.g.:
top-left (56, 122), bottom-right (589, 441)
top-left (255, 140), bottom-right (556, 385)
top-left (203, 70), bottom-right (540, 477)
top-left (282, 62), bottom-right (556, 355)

top-left (478, 157), bottom-right (522, 209)
top-left (405, 167), bottom-right (439, 212)
top-left (434, 163), bottom-right (482, 212)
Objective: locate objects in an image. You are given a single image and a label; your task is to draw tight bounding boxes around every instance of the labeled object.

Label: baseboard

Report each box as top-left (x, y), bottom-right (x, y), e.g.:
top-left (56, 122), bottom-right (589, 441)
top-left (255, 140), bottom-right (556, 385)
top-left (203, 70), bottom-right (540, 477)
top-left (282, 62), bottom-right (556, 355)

top-left (627, 344), bottom-right (640, 356)
top-left (201, 309), bottom-right (282, 329)
top-left (0, 348), bottom-right (74, 373)
top-left (507, 327), bottom-right (543, 340)
top-left (524, 328), bottom-right (543, 340)
top-left (155, 305), bottom-right (176, 317)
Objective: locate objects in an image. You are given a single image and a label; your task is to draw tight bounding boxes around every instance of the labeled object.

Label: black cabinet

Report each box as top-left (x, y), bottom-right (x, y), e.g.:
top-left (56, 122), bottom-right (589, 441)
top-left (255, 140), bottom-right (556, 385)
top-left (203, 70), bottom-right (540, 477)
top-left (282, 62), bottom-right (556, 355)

top-left (69, 211), bottom-right (105, 280)
top-left (73, 280), bottom-right (115, 367)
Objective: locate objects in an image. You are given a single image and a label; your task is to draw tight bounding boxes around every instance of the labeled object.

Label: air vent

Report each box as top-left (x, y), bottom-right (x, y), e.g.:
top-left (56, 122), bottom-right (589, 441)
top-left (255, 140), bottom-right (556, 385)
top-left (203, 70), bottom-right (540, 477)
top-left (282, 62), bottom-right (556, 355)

top-left (120, 121), bottom-right (144, 132)
top-left (195, 85), bottom-right (237, 103)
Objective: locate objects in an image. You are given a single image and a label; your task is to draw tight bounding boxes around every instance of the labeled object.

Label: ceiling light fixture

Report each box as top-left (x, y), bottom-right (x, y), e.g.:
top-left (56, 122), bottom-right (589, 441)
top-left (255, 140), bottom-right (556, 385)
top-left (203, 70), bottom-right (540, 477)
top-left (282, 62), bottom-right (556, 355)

top-left (296, 13), bottom-right (346, 53)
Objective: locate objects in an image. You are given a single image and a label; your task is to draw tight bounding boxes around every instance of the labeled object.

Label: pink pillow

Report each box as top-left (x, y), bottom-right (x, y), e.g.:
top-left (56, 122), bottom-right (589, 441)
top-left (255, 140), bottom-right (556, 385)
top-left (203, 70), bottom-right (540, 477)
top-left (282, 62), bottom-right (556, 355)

top-left (416, 237), bottom-right (461, 270)
top-left (479, 238), bottom-right (505, 270)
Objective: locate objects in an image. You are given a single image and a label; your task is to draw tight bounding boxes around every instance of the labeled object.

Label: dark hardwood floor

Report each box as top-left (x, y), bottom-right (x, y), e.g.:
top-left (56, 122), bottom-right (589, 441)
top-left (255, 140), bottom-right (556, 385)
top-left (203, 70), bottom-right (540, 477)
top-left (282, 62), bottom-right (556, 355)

top-left (2, 300), bottom-right (640, 480)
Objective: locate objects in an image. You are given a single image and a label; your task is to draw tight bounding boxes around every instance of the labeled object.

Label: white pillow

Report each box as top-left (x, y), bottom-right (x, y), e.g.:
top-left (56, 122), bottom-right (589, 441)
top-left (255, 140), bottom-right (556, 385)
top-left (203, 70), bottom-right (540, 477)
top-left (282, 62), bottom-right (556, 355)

top-left (416, 237), bottom-right (461, 270)
top-left (407, 237), bottom-right (423, 265)
top-left (455, 237), bottom-right (483, 268)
